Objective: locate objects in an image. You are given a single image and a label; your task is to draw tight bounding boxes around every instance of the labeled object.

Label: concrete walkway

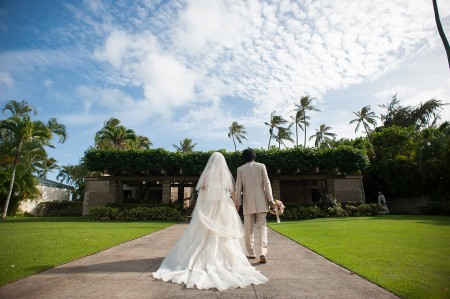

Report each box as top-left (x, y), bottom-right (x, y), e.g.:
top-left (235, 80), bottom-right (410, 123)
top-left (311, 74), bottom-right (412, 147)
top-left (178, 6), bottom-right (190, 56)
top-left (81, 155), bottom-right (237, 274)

top-left (0, 224), bottom-right (398, 299)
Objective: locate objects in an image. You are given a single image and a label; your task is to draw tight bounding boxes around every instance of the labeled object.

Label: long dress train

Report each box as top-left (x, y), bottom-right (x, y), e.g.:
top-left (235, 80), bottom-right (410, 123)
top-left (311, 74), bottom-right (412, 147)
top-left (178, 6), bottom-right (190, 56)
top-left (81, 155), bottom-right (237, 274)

top-left (152, 182), bottom-right (268, 291)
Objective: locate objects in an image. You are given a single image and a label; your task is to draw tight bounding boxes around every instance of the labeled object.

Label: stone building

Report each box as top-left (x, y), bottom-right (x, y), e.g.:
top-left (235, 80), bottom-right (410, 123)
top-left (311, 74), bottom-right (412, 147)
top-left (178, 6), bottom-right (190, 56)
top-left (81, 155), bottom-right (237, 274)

top-left (82, 174), bottom-right (364, 215)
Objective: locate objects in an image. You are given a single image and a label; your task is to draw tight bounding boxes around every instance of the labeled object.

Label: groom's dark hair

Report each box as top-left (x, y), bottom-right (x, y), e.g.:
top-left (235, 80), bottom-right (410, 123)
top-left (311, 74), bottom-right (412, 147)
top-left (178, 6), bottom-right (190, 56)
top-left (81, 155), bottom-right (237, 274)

top-left (242, 148), bottom-right (256, 163)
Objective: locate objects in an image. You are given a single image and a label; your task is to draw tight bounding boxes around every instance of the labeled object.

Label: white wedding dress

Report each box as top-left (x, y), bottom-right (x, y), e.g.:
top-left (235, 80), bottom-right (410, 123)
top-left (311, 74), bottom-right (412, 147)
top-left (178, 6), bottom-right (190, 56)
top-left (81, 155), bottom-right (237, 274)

top-left (153, 153), bottom-right (268, 291)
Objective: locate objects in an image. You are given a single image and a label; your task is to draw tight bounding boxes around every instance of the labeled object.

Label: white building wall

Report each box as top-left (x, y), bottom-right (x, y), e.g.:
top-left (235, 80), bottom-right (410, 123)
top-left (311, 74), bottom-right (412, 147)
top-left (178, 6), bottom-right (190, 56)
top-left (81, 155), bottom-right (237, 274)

top-left (19, 185), bottom-right (71, 214)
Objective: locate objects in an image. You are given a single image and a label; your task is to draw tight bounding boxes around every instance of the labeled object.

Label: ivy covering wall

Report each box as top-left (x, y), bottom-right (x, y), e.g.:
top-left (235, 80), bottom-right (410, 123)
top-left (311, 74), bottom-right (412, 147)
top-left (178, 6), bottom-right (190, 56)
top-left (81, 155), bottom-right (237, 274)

top-left (83, 146), bottom-right (369, 176)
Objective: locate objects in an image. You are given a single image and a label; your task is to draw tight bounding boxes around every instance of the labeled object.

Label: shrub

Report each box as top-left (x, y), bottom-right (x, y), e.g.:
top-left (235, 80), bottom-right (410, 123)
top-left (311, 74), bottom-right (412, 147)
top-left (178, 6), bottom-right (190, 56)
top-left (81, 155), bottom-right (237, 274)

top-left (356, 203), bottom-right (384, 216)
top-left (420, 201), bottom-right (450, 216)
top-left (327, 204), bottom-right (347, 217)
top-left (89, 206), bottom-right (187, 221)
top-left (83, 147), bottom-right (369, 176)
top-left (35, 201), bottom-right (83, 217)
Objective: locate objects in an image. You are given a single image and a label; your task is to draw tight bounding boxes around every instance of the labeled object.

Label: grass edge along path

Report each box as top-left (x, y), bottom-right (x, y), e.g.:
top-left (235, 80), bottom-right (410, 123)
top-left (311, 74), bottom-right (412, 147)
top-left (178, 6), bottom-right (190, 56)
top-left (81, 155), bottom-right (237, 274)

top-left (269, 215), bottom-right (450, 299)
top-left (0, 217), bottom-right (175, 286)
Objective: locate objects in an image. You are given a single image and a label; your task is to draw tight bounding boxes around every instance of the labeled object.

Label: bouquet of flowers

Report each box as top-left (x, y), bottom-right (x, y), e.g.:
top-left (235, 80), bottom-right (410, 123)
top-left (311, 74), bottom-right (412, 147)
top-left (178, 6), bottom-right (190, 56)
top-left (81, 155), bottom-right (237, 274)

top-left (269, 199), bottom-right (285, 223)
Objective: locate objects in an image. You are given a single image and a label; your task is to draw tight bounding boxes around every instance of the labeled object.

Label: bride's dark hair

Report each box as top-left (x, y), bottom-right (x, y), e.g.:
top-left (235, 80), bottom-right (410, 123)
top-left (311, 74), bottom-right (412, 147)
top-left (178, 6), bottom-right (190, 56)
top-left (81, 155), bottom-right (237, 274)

top-left (242, 148), bottom-right (256, 162)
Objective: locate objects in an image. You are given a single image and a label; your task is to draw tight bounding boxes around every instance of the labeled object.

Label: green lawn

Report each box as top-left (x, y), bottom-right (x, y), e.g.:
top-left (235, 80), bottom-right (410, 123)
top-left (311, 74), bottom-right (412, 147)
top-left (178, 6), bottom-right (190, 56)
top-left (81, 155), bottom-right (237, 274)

top-left (269, 215), bottom-right (450, 299)
top-left (0, 217), bottom-right (174, 286)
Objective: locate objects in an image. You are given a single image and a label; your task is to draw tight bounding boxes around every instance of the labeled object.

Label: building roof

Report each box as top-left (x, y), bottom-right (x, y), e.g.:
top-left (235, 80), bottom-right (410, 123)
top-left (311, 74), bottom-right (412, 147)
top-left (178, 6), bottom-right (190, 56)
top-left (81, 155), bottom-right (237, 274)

top-left (37, 177), bottom-right (72, 189)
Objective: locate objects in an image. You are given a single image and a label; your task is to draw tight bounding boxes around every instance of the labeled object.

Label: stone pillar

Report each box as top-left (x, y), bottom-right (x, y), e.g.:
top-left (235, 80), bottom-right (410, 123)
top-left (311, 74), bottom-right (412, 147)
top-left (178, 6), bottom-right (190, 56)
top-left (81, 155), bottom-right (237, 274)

top-left (326, 179), bottom-right (335, 196)
top-left (83, 178), bottom-right (117, 215)
top-left (271, 179), bottom-right (280, 200)
top-left (162, 180), bottom-right (171, 203)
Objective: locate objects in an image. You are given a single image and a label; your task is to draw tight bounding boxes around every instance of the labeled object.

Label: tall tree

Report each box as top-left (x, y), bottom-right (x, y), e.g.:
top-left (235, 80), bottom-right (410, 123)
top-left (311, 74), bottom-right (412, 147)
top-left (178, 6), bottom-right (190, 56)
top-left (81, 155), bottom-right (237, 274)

top-left (125, 135), bottom-right (152, 150)
top-left (0, 100), bottom-right (66, 219)
top-left (264, 111), bottom-right (288, 150)
top-left (433, 0), bottom-right (450, 69)
top-left (228, 121), bottom-right (247, 151)
top-left (309, 124), bottom-right (337, 148)
top-left (173, 138), bottom-right (197, 153)
top-left (380, 95), bottom-right (446, 130)
top-left (290, 110), bottom-right (309, 147)
top-left (37, 157), bottom-right (59, 179)
top-left (275, 125), bottom-right (294, 149)
top-left (95, 117), bottom-right (137, 149)
top-left (295, 96), bottom-right (321, 147)
top-left (349, 105), bottom-right (378, 135)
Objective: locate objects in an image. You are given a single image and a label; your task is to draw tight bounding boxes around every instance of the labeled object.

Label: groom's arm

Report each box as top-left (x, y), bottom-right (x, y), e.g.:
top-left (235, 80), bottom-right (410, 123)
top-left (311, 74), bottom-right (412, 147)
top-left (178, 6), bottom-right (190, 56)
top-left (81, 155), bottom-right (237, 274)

top-left (261, 164), bottom-right (274, 204)
top-left (235, 168), bottom-right (243, 206)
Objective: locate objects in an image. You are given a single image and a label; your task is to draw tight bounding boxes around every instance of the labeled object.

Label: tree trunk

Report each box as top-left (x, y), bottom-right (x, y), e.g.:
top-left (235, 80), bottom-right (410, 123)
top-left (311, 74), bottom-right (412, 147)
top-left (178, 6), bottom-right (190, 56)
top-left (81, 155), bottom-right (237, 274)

top-left (2, 140), bottom-right (23, 219)
top-left (268, 134), bottom-right (272, 150)
top-left (433, 0), bottom-right (450, 69)
top-left (303, 113), bottom-right (307, 148)
top-left (295, 122), bottom-right (298, 147)
top-left (232, 136), bottom-right (237, 151)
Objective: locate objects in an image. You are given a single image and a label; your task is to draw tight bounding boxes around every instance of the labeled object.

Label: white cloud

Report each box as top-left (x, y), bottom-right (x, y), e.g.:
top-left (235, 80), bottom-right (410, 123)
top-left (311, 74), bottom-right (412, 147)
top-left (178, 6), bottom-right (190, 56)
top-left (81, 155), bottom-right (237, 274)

top-left (0, 72), bottom-right (13, 88)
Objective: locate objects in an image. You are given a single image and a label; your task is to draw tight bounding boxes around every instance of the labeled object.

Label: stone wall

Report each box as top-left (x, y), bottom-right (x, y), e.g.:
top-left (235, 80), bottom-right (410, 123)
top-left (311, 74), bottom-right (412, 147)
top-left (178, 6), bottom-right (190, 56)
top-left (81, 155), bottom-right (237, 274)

top-left (333, 177), bottom-right (364, 202)
top-left (82, 178), bottom-right (117, 215)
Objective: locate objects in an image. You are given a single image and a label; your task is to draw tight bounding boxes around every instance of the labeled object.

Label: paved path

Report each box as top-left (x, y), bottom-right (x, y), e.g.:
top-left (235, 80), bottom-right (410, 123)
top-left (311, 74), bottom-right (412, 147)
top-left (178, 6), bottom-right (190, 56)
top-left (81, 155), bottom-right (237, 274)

top-left (0, 224), bottom-right (398, 299)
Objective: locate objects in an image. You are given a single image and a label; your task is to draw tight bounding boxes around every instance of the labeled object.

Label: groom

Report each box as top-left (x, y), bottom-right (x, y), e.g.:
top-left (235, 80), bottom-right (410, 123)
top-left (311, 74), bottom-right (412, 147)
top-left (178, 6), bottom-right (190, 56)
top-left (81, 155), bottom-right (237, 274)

top-left (235, 148), bottom-right (274, 263)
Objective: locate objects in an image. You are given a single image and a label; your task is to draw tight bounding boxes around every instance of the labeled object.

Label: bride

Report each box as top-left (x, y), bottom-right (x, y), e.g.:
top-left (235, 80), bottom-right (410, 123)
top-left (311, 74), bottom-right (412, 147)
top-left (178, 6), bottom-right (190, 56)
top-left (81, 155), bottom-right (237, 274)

top-left (153, 152), bottom-right (268, 291)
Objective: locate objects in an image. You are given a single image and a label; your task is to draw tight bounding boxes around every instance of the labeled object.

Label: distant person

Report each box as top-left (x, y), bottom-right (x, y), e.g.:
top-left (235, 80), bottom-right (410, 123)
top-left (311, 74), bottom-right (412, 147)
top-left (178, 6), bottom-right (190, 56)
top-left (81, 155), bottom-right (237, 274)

top-left (235, 148), bottom-right (274, 263)
top-left (378, 191), bottom-right (390, 214)
top-left (153, 152), bottom-right (268, 290)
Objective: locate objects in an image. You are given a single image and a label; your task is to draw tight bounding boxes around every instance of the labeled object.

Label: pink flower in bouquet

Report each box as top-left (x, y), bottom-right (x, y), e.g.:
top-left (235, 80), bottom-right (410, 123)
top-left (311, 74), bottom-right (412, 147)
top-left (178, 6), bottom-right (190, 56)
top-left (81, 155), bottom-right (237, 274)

top-left (269, 199), bottom-right (285, 215)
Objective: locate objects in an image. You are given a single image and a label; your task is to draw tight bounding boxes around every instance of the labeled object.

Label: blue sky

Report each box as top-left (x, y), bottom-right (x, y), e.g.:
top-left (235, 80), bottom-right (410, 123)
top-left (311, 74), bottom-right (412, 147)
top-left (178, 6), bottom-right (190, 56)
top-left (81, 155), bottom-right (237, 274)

top-left (1, 0), bottom-right (449, 181)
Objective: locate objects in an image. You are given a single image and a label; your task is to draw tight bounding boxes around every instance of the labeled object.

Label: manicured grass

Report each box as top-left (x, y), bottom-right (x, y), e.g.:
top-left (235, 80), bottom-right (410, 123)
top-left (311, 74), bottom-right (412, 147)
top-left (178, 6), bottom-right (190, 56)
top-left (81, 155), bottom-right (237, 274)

top-left (269, 215), bottom-right (450, 299)
top-left (0, 217), bottom-right (174, 286)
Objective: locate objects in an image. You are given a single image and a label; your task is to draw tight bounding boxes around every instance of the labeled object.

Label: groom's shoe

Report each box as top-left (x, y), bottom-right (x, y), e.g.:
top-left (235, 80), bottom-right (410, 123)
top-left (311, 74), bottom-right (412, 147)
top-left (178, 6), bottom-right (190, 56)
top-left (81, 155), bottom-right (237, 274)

top-left (246, 255), bottom-right (256, 259)
top-left (260, 255), bottom-right (267, 263)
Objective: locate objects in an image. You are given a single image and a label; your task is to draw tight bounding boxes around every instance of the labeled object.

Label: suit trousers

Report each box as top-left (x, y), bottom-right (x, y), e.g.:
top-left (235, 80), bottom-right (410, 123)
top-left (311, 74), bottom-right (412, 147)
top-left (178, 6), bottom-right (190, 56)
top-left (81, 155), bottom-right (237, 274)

top-left (244, 212), bottom-right (268, 257)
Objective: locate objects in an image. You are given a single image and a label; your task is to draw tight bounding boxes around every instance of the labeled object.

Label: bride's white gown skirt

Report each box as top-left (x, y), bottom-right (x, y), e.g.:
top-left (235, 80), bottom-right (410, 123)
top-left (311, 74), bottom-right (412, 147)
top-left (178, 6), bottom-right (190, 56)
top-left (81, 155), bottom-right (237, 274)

top-left (153, 183), bottom-right (268, 291)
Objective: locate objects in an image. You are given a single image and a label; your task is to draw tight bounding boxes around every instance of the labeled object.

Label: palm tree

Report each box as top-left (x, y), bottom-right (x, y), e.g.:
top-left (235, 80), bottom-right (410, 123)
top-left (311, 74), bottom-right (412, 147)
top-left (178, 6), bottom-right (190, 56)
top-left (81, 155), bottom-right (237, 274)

top-left (264, 111), bottom-right (288, 150)
top-left (125, 135), bottom-right (152, 150)
top-left (37, 157), bottom-right (59, 179)
top-left (228, 121), bottom-right (247, 151)
top-left (295, 96), bottom-right (321, 147)
top-left (95, 118), bottom-right (137, 149)
top-left (349, 106), bottom-right (378, 135)
top-left (433, 0), bottom-right (450, 68)
top-left (275, 125), bottom-right (294, 149)
top-left (309, 124), bottom-right (337, 148)
top-left (173, 138), bottom-right (197, 153)
top-left (1, 100), bottom-right (67, 219)
top-left (290, 110), bottom-right (310, 147)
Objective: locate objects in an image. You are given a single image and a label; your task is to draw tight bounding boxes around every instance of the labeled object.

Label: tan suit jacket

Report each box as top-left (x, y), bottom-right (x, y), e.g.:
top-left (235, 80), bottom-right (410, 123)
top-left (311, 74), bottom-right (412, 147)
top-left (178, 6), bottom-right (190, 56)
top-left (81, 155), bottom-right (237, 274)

top-left (236, 162), bottom-right (274, 215)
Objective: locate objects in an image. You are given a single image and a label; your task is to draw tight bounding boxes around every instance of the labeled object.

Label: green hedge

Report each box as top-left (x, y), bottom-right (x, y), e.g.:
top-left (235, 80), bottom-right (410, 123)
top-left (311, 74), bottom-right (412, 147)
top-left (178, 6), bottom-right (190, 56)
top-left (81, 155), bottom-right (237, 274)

top-left (89, 206), bottom-right (187, 221)
top-left (269, 203), bottom-right (384, 221)
top-left (35, 201), bottom-right (83, 217)
top-left (83, 146), bottom-right (369, 176)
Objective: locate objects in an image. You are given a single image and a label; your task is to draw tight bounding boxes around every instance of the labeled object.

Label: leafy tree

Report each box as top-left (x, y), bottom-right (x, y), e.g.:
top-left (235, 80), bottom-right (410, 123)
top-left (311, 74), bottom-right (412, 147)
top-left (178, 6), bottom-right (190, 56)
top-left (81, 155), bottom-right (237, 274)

top-left (173, 138), bottom-right (197, 153)
top-left (294, 96), bottom-right (320, 147)
top-left (275, 125), bottom-right (294, 149)
top-left (414, 122), bottom-right (450, 200)
top-left (309, 124), bottom-right (337, 148)
top-left (264, 111), bottom-right (288, 150)
top-left (57, 164), bottom-right (89, 201)
top-left (125, 135), bottom-right (152, 150)
top-left (228, 121), bottom-right (247, 151)
top-left (349, 105), bottom-right (377, 135)
top-left (0, 100), bottom-right (66, 218)
top-left (290, 110), bottom-right (309, 147)
top-left (368, 125), bottom-right (421, 197)
top-left (95, 117), bottom-right (137, 149)
top-left (380, 95), bottom-right (446, 130)
top-left (36, 157), bottom-right (59, 179)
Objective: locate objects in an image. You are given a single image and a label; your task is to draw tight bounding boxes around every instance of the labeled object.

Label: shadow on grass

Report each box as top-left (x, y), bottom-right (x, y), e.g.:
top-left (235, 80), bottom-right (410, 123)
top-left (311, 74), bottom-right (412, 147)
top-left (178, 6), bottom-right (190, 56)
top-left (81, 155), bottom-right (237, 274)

top-left (27, 257), bottom-right (164, 274)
